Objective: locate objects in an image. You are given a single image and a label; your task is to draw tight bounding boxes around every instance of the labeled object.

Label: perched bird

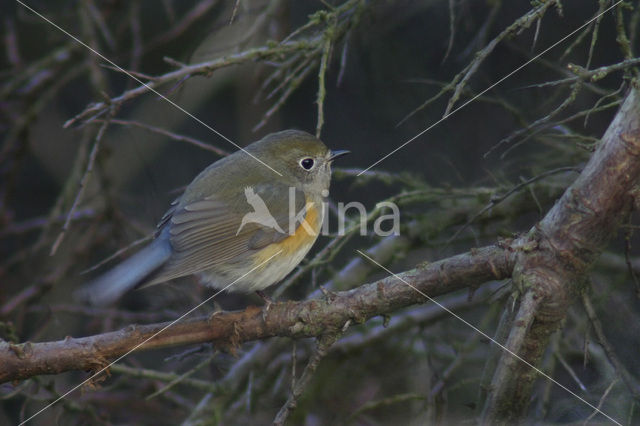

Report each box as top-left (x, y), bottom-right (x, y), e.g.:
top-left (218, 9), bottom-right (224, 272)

top-left (76, 130), bottom-right (349, 305)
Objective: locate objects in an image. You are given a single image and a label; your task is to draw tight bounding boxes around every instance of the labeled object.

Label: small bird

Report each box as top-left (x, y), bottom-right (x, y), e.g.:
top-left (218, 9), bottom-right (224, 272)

top-left (76, 130), bottom-right (349, 305)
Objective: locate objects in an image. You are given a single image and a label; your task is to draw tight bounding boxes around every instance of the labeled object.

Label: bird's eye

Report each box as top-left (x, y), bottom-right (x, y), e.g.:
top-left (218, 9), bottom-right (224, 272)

top-left (299, 157), bottom-right (315, 170)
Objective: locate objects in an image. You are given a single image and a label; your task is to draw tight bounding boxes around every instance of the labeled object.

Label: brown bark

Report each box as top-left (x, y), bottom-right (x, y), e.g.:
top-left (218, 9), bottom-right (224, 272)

top-left (482, 85), bottom-right (640, 424)
top-left (0, 245), bottom-right (514, 384)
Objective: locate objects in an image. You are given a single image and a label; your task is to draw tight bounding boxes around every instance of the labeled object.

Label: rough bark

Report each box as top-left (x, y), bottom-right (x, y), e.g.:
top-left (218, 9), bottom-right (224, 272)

top-left (482, 85), bottom-right (640, 424)
top-left (0, 245), bottom-right (515, 384)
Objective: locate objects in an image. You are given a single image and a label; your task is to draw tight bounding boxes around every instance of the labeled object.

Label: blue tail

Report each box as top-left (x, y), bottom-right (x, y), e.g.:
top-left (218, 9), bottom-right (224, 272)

top-left (75, 235), bottom-right (172, 306)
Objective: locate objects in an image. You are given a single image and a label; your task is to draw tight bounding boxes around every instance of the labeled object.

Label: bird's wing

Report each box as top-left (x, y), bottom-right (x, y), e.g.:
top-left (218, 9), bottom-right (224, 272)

top-left (151, 183), bottom-right (306, 282)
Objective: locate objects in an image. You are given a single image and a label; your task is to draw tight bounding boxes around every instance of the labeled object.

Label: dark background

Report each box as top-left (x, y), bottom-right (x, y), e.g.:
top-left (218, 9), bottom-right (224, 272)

top-left (2, 0), bottom-right (638, 424)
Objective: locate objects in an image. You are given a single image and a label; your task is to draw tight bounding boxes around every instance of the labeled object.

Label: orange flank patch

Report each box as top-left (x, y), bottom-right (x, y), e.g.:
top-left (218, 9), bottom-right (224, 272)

top-left (254, 202), bottom-right (321, 262)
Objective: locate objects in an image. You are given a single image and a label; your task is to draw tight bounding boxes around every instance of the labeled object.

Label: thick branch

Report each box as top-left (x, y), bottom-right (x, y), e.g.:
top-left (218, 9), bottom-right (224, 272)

top-left (483, 85), bottom-right (640, 424)
top-left (0, 245), bottom-right (514, 384)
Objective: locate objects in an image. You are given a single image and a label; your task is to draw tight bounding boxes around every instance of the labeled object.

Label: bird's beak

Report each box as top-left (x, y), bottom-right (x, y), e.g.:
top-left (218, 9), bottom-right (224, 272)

top-left (328, 150), bottom-right (350, 161)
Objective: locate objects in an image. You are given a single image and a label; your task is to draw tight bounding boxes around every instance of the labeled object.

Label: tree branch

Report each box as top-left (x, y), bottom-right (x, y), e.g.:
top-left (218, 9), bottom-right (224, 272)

top-left (0, 244), bottom-right (515, 384)
top-left (483, 84), bottom-right (640, 424)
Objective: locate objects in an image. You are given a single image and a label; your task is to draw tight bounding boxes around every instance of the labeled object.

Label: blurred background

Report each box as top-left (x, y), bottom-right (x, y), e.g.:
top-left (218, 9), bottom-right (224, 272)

top-left (2, 0), bottom-right (639, 424)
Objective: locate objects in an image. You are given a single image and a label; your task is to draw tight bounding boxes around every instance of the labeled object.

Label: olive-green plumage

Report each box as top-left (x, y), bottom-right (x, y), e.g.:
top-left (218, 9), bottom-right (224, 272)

top-left (77, 130), bottom-right (349, 305)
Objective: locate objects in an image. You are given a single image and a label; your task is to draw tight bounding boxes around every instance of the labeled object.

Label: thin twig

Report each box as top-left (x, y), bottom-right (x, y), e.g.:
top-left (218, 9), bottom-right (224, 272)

top-left (582, 293), bottom-right (640, 401)
top-left (445, 1), bottom-right (560, 115)
top-left (145, 0), bottom-right (219, 53)
top-left (146, 354), bottom-right (217, 400)
top-left (555, 352), bottom-right (587, 392)
top-left (487, 81), bottom-right (583, 159)
top-left (448, 166), bottom-right (580, 244)
top-left (51, 116), bottom-right (113, 255)
top-left (81, 234), bottom-right (152, 274)
top-left (441, 0), bottom-right (456, 63)
top-left (64, 41), bottom-right (318, 128)
top-left (583, 379), bottom-right (618, 425)
top-left (253, 59), bottom-right (318, 132)
top-left (316, 30), bottom-right (333, 138)
top-left (110, 363), bottom-right (223, 394)
top-left (99, 118), bottom-right (229, 156)
top-left (272, 333), bottom-right (341, 425)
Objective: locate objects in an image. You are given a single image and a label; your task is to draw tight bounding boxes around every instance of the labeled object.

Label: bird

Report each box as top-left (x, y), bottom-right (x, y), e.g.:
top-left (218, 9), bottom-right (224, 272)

top-left (76, 130), bottom-right (349, 305)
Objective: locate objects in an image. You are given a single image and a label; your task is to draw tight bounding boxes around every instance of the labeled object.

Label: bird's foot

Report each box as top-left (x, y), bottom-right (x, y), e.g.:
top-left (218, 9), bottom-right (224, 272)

top-left (255, 290), bottom-right (274, 321)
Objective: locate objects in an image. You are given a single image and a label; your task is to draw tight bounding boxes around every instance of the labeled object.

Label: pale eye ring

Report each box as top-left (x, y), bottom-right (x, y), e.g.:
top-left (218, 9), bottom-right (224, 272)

top-left (299, 157), bottom-right (315, 170)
